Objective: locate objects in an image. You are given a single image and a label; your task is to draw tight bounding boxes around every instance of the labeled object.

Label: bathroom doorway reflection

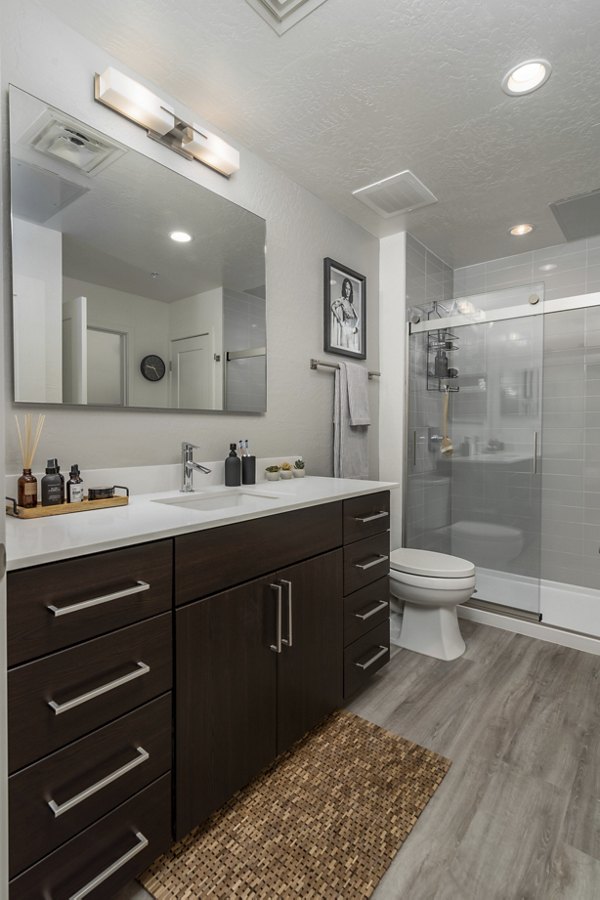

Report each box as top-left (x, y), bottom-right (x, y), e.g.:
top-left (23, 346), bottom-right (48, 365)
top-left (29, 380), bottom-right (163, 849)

top-left (407, 297), bottom-right (544, 615)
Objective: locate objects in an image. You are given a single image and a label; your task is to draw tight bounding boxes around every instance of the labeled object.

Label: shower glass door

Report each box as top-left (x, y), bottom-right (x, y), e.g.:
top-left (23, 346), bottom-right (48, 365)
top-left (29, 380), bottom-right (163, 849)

top-left (407, 305), bottom-right (543, 616)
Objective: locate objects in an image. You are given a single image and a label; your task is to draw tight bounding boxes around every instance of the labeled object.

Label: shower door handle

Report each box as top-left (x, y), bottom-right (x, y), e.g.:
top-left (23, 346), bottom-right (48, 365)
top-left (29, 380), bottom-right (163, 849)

top-left (532, 431), bottom-right (538, 475)
top-left (412, 430), bottom-right (417, 467)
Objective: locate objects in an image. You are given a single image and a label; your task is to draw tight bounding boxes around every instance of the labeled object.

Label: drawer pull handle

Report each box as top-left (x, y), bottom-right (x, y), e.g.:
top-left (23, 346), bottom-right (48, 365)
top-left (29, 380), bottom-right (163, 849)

top-left (69, 829), bottom-right (149, 900)
top-left (280, 579), bottom-right (293, 648)
top-left (48, 661), bottom-right (151, 715)
top-left (48, 745), bottom-right (150, 817)
top-left (355, 645), bottom-right (388, 671)
top-left (354, 600), bottom-right (389, 621)
top-left (47, 580), bottom-right (150, 617)
top-left (353, 510), bottom-right (389, 524)
top-left (354, 554), bottom-right (389, 571)
top-left (270, 584), bottom-right (283, 653)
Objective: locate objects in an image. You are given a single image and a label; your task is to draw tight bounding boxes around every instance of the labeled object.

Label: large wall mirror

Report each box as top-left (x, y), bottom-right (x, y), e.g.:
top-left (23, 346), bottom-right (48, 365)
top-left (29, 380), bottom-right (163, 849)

top-left (9, 86), bottom-right (267, 412)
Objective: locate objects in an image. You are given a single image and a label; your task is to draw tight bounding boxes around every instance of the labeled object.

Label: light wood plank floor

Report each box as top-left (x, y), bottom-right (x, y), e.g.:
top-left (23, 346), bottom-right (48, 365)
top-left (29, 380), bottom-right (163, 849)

top-left (119, 619), bottom-right (600, 900)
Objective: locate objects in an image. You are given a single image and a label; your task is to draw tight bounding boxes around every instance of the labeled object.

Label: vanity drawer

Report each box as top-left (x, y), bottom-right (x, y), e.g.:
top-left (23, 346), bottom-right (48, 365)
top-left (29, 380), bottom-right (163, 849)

top-left (344, 620), bottom-right (390, 699)
top-left (175, 501), bottom-right (343, 605)
top-left (8, 613), bottom-right (172, 773)
top-left (9, 694), bottom-right (171, 877)
top-left (8, 540), bottom-right (172, 667)
top-left (343, 531), bottom-right (390, 596)
top-left (343, 492), bottom-right (390, 545)
top-left (343, 577), bottom-right (390, 647)
top-left (9, 773), bottom-right (171, 900)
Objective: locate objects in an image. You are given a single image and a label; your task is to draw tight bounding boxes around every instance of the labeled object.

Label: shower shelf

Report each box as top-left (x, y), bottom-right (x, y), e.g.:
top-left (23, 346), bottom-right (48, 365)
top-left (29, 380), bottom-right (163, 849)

top-left (426, 328), bottom-right (460, 393)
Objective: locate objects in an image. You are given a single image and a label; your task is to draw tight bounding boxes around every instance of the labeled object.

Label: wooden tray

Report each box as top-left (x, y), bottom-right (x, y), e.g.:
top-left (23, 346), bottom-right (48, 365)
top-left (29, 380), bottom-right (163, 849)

top-left (6, 495), bottom-right (129, 519)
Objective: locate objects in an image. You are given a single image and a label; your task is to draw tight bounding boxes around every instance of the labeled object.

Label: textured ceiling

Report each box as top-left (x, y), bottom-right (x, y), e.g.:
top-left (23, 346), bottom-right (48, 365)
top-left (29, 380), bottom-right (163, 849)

top-left (42, 0), bottom-right (600, 266)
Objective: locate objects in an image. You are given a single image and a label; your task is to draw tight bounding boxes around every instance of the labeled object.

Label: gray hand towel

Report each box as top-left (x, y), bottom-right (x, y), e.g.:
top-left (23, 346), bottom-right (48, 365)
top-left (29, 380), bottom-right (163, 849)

top-left (345, 362), bottom-right (371, 426)
top-left (333, 362), bottom-right (369, 480)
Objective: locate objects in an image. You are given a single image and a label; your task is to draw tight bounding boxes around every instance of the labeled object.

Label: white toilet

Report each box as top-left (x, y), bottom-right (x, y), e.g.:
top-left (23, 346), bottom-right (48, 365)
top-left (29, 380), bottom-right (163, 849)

top-left (389, 548), bottom-right (476, 661)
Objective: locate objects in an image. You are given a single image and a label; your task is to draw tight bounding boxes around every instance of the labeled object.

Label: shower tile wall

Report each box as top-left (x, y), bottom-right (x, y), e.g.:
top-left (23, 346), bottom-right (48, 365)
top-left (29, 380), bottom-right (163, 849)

top-left (541, 307), bottom-right (600, 589)
top-left (405, 234), bottom-right (454, 551)
top-left (454, 235), bottom-right (600, 302)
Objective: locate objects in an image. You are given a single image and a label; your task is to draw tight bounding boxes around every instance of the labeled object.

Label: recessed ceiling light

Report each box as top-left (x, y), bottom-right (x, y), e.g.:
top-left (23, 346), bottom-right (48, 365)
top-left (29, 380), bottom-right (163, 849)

top-left (539, 263), bottom-right (557, 272)
top-left (502, 59), bottom-right (551, 96)
top-left (509, 223), bottom-right (534, 236)
top-left (170, 230), bottom-right (192, 243)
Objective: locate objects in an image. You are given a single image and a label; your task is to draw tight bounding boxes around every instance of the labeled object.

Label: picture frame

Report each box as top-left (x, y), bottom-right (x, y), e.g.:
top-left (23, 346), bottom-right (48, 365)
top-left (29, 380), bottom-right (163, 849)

top-left (323, 257), bottom-right (366, 360)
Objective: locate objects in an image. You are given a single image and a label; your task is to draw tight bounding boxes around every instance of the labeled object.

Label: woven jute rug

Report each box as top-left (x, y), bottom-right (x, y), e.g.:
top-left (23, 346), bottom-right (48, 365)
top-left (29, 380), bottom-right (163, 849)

top-left (141, 710), bottom-right (451, 899)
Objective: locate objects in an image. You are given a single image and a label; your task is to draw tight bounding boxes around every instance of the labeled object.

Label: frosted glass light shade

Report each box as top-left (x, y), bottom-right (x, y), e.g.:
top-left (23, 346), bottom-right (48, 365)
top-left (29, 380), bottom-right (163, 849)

top-left (96, 67), bottom-right (174, 136)
top-left (186, 127), bottom-right (240, 177)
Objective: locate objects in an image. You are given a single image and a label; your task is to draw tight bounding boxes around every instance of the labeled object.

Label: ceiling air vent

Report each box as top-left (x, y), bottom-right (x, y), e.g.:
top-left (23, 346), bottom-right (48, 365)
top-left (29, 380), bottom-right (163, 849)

top-left (550, 188), bottom-right (600, 241)
top-left (20, 109), bottom-right (124, 175)
top-left (352, 170), bottom-right (438, 219)
top-left (245, 0), bottom-right (329, 34)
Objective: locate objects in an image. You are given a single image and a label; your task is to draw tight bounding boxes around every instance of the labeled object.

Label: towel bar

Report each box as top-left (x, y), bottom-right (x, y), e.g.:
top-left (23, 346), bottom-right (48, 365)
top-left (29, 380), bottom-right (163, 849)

top-left (310, 358), bottom-right (381, 379)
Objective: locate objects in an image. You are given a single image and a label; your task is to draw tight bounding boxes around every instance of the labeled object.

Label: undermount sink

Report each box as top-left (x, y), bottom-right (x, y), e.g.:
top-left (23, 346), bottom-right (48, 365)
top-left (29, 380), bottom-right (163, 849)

top-left (153, 489), bottom-right (283, 513)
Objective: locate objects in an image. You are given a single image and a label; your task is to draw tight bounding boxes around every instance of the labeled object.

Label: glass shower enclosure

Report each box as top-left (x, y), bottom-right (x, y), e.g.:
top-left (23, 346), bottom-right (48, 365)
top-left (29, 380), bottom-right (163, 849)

top-left (406, 288), bottom-right (544, 616)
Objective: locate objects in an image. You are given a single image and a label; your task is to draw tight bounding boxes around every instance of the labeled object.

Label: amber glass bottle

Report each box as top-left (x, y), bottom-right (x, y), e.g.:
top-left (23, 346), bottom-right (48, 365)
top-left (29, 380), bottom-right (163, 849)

top-left (18, 468), bottom-right (38, 509)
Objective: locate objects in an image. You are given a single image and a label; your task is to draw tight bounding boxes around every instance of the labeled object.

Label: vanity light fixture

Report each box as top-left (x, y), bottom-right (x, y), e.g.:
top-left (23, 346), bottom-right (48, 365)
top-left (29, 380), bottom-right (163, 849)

top-left (94, 67), bottom-right (240, 177)
top-left (501, 59), bottom-right (552, 96)
top-left (509, 223), bottom-right (534, 236)
top-left (170, 231), bottom-right (192, 243)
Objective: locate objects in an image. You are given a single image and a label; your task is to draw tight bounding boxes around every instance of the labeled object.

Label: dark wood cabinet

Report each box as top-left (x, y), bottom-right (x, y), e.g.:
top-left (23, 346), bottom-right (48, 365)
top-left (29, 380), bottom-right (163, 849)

top-left (175, 548), bottom-right (344, 837)
top-left (276, 550), bottom-right (343, 754)
top-left (176, 576), bottom-right (278, 838)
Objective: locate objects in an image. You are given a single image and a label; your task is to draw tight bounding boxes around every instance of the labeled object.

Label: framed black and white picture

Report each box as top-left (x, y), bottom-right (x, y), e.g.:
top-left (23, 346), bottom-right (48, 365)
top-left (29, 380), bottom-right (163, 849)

top-left (323, 257), bottom-right (366, 360)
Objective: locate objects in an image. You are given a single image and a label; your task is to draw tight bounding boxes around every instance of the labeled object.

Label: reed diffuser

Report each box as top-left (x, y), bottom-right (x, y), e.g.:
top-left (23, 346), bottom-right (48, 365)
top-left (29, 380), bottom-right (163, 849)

top-left (15, 414), bottom-right (45, 508)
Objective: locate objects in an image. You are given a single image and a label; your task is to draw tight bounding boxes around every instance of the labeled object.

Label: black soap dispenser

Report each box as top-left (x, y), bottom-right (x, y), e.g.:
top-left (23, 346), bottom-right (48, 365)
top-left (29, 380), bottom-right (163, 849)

top-left (41, 458), bottom-right (65, 506)
top-left (242, 439), bottom-right (256, 485)
top-left (225, 443), bottom-right (242, 486)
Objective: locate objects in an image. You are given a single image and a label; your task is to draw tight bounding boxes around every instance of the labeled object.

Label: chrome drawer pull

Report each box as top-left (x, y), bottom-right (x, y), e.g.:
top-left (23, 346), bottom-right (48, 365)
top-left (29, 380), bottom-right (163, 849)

top-left (280, 579), bottom-right (293, 648)
top-left (354, 554), bottom-right (389, 571)
top-left (69, 829), bottom-right (148, 900)
top-left (355, 645), bottom-right (388, 670)
top-left (354, 600), bottom-right (389, 621)
top-left (48, 661), bottom-right (150, 715)
top-left (47, 580), bottom-right (150, 617)
top-left (48, 746), bottom-right (150, 817)
top-left (270, 584), bottom-right (283, 653)
top-left (353, 511), bottom-right (389, 524)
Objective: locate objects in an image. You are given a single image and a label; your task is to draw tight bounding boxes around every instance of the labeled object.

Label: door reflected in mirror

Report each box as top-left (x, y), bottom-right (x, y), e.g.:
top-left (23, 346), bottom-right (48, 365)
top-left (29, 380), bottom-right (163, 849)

top-left (10, 86), bottom-right (267, 412)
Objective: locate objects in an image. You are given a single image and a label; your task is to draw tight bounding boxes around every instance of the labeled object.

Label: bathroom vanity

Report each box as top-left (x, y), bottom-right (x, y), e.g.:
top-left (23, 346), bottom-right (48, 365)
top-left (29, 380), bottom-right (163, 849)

top-left (5, 479), bottom-right (392, 898)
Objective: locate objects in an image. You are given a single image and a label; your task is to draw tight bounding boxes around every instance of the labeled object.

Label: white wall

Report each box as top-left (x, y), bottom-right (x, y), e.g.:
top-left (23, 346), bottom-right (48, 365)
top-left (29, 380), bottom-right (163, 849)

top-left (63, 277), bottom-right (170, 408)
top-left (12, 217), bottom-right (62, 402)
top-left (379, 232), bottom-right (407, 548)
top-left (1, 0), bottom-right (380, 478)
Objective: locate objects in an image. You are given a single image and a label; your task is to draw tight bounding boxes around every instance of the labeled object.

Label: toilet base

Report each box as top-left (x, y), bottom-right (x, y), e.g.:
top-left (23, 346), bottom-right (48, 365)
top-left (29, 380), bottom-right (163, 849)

top-left (399, 602), bottom-right (466, 661)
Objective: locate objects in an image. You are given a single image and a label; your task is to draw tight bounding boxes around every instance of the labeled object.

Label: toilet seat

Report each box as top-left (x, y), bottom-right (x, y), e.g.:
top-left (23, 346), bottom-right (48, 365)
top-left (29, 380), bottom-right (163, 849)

top-left (390, 548), bottom-right (475, 579)
top-left (389, 568), bottom-right (475, 592)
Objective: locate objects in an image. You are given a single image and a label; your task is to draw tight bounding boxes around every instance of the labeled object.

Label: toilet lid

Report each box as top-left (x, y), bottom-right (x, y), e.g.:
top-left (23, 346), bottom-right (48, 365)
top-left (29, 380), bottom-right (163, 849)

top-left (390, 548), bottom-right (475, 579)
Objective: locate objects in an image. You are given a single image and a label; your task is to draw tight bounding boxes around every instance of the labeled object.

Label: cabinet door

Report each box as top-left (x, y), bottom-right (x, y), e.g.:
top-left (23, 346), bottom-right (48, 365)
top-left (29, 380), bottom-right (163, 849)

top-left (276, 549), bottom-right (343, 755)
top-left (175, 577), bottom-right (277, 838)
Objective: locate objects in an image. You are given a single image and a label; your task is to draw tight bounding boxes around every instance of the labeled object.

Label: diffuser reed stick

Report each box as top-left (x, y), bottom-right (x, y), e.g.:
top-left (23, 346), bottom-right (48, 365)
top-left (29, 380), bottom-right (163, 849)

top-left (15, 414), bottom-right (45, 468)
top-left (15, 414), bottom-right (45, 508)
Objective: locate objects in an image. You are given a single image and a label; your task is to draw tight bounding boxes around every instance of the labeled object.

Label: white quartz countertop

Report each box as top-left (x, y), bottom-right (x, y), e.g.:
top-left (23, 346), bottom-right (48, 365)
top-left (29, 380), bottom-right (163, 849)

top-left (6, 477), bottom-right (397, 570)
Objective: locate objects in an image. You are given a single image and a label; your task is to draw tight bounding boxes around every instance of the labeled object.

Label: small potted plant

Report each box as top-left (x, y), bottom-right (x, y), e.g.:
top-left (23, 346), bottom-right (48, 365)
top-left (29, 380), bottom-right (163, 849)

top-left (293, 458), bottom-right (306, 477)
top-left (279, 461), bottom-right (293, 480)
top-left (265, 464), bottom-right (280, 482)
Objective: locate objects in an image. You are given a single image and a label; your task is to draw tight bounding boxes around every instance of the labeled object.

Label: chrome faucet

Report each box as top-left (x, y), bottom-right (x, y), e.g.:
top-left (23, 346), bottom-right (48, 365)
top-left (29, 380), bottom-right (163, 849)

top-left (181, 442), bottom-right (211, 492)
